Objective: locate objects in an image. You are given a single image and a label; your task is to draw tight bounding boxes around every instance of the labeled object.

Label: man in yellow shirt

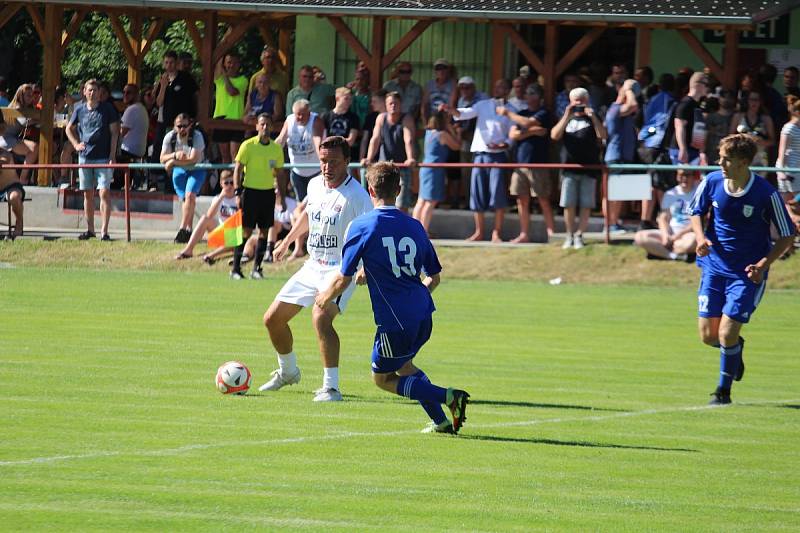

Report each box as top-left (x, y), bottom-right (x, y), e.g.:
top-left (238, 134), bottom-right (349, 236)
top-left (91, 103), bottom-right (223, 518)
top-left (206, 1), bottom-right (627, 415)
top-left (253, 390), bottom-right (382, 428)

top-left (213, 52), bottom-right (249, 165)
top-left (232, 113), bottom-right (288, 279)
top-left (248, 46), bottom-right (290, 98)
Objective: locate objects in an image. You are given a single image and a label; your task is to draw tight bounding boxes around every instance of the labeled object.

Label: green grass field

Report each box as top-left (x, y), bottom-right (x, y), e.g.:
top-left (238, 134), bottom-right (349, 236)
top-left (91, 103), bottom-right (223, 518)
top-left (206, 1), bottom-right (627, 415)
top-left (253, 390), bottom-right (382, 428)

top-left (1, 265), bottom-right (799, 531)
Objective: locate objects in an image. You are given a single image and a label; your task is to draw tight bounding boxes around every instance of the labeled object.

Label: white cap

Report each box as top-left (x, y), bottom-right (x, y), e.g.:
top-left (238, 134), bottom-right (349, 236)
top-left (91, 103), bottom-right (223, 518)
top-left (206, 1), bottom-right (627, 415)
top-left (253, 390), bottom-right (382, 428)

top-left (458, 76), bottom-right (475, 86)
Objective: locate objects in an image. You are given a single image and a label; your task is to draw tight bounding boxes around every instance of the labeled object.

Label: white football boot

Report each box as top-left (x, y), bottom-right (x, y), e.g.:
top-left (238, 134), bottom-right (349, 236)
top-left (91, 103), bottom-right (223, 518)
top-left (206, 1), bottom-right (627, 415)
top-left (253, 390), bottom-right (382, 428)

top-left (312, 387), bottom-right (343, 402)
top-left (258, 367), bottom-right (301, 391)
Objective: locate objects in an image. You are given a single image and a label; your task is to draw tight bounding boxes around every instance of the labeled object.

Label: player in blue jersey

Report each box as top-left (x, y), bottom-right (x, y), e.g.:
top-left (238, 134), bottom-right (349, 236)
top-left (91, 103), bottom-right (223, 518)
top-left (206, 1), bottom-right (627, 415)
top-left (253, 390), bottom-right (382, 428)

top-left (315, 162), bottom-right (470, 433)
top-left (689, 134), bottom-right (795, 405)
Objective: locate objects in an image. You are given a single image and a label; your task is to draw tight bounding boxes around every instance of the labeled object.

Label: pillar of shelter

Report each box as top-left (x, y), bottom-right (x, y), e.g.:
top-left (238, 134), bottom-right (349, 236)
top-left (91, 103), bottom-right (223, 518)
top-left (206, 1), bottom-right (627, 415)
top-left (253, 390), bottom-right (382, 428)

top-left (197, 12), bottom-right (217, 128)
top-left (37, 3), bottom-right (63, 186)
top-left (722, 27), bottom-right (739, 90)
top-left (637, 28), bottom-right (652, 67)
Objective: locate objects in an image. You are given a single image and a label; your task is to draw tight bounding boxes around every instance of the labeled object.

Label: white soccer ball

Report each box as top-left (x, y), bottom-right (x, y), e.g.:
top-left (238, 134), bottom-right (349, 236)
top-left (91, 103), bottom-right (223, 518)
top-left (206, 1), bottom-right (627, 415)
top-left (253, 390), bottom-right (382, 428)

top-left (215, 361), bottom-right (252, 395)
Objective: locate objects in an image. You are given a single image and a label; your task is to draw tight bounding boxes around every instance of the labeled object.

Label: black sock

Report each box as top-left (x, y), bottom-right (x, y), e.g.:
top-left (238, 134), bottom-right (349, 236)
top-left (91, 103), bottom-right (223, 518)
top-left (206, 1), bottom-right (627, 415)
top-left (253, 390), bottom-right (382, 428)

top-left (232, 242), bottom-right (245, 272)
top-left (254, 238), bottom-right (268, 269)
top-left (265, 241), bottom-right (275, 262)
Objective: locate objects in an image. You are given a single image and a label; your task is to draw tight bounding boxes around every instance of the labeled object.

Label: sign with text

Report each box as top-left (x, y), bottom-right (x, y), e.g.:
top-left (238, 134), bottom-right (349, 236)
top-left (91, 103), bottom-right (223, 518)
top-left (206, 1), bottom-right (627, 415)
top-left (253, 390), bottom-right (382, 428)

top-left (704, 14), bottom-right (790, 45)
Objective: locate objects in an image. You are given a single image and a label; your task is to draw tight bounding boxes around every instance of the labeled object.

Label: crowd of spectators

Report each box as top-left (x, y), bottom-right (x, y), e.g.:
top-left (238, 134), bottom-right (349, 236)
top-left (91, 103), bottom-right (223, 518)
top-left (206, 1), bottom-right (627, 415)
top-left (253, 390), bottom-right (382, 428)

top-left (2, 49), bottom-right (800, 248)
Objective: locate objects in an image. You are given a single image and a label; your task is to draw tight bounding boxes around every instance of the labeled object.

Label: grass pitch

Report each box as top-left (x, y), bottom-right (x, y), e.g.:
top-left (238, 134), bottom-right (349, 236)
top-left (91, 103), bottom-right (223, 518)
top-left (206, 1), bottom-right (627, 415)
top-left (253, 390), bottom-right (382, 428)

top-left (1, 263), bottom-right (799, 531)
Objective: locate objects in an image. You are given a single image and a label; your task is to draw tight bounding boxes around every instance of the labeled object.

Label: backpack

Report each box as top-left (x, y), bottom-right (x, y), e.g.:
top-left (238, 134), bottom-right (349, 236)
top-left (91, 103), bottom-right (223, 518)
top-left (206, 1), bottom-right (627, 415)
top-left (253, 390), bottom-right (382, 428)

top-left (169, 129), bottom-right (194, 153)
top-left (638, 92), bottom-right (677, 149)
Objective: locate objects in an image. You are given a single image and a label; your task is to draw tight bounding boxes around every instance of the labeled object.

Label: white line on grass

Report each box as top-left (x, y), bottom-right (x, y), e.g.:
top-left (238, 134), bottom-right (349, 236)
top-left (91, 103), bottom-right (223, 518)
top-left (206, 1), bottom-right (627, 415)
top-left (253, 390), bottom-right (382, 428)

top-left (1, 397), bottom-right (797, 467)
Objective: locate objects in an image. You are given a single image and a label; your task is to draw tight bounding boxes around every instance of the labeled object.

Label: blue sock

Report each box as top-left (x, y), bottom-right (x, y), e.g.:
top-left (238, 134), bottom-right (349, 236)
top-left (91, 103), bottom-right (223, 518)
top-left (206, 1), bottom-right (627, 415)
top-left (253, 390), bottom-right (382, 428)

top-left (397, 371), bottom-right (448, 421)
top-left (718, 343), bottom-right (742, 390)
top-left (408, 370), bottom-right (448, 425)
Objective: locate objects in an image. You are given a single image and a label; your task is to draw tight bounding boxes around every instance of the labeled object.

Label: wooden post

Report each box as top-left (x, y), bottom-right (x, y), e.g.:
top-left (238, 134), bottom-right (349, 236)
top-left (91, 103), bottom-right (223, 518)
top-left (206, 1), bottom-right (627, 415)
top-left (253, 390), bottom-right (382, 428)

top-left (543, 23), bottom-right (558, 111)
top-left (198, 13), bottom-right (217, 129)
top-left (38, 3), bottom-right (63, 186)
top-left (490, 23), bottom-right (506, 84)
top-left (279, 21), bottom-right (292, 72)
top-left (723, 27), bottom-right (739, 90)
top-left (128, 15), bottom-right (143, 86)
top-left (369, 17), bottom-right (386, 89)
top-left (637, 27), bottom-right (652, 67)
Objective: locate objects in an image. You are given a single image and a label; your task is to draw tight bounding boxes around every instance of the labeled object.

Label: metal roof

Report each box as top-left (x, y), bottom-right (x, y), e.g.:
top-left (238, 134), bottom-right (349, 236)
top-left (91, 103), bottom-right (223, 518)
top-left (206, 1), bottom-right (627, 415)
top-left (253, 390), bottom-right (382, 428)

top-left (46, 0), bottom-right (798, 25)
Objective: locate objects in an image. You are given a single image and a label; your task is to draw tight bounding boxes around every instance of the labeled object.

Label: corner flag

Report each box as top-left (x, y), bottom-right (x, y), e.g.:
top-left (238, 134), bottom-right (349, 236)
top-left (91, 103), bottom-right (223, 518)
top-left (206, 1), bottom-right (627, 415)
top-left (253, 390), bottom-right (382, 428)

top-left (207, 210), bottom-right (243, 248)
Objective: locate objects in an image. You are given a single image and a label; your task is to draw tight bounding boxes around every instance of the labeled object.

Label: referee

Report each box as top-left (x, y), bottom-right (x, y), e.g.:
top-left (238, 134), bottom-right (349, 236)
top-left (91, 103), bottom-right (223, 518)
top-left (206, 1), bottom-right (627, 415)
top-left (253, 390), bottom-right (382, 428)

top-left (232, 113), bottom-right (287, 279)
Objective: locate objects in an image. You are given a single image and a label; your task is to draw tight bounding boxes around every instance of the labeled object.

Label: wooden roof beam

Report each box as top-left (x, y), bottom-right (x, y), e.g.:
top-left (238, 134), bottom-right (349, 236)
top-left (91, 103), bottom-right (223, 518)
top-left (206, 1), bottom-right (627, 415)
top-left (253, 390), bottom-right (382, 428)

top-left (61, 9), bottom-right (88, 49)
top-left (381, 19), bottom-right (431, 70)
top-left (212, 18), bottom-right (259, 64)
top-left (0, 3), bottom-right (22, 30)
top-left (108, 13), bottom-right (138, 66)
top-left (327, 16), bottom-right (371, 67)
top-left (555, 26), bottom-right (605, 78)
top-left (677, 29), bottom-right (723, 82)
top-left (140, 18), bottom-right (164, 58)
top-left (185, 18), bottom-right (203, 53)
top-left (502, 23), bottom-right (545, 76)
top-left (25, 4), bottom-right (45, 42)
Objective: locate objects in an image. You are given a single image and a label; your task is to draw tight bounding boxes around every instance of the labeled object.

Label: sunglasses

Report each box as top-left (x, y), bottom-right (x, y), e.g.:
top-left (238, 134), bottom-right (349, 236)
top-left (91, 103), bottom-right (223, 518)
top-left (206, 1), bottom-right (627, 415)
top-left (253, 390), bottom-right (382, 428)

top-left (223, 180), bottom-right (234, 185)
top-left (434, 65), bottom-right (448, 70)
top-left (176, 124), bottom-right (190, 129)
top-left (398, 69), bottom-right (412, 74)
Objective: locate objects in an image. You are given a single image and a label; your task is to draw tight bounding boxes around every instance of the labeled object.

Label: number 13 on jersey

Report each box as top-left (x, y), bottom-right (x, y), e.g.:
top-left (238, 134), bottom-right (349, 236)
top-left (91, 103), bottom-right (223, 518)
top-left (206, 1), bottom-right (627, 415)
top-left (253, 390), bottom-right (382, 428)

top-left (382, 236), bottom-right (417, 277)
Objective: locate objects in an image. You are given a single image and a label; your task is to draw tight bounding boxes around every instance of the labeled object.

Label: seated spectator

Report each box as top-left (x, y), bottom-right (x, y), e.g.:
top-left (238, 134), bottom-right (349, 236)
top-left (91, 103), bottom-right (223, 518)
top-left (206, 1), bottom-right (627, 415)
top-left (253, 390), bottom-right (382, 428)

top-left (176, 170), bottom-right (239, 260)
top-left (0, 77), bottom-right (9, 106)
top-left (499, 83), bottom-right (554, 242)
top-left (0, 148), bottom-right (24, 238)
top-left (412, 111), bottom-right (461, 232)
top-left (248, 46), bottom-right (290, 98)
top-left (323, 87), bottom-right (360, 161)
top-left (729, 90), bottom-right (775, 167)
top-left (383, 62), bottom-right (422, 119)
top-left (244, 73), bottom-right (284, 135)
top-left (777, 95), bottom-right (800, 230)
top-left (287, 65), bottom-right (334, 116)
top-left (2, 83), bottom-right (40, 185)
top-left (550, 87), bottom-right (606, 249)
top-left (160, 113), bottom-right (206, 243)
top-left (633, 169), bottom-right (698, 261)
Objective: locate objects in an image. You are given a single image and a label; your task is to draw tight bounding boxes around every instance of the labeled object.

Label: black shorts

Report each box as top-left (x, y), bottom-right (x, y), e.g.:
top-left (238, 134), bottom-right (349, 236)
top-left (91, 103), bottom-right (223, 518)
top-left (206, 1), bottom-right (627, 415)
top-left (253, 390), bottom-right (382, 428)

top-left (241, 187), bottom-right (275, 230)
top-left (212, 128), bottom-right (245, 144)
top-left (0, 182), bottom-right (25, 202)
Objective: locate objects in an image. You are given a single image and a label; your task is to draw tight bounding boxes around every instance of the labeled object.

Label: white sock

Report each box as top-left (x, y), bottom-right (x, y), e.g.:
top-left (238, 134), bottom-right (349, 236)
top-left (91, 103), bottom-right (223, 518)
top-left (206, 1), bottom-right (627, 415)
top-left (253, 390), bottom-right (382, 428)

top-left (668, 252), bottom-right (678, 260)
top-left (323, 367), bottom-right (339, 390)
top-left (277, 351), bottom-right (297, 375)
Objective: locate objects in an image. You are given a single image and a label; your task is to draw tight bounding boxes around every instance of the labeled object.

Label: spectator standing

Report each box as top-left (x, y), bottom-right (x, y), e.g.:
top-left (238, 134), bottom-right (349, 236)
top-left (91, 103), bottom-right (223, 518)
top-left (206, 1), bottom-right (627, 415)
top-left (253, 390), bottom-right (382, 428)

top-left (244, 73), bottom-right (284, 134)
top-left (758, 64), bottom-right (789, 130)
top-left (555, 72), bottom-right (581, 118)
top-left (359, 89), bottom-right (387, 162)
top-left (160, 113), bottom-right (206, 243)
top-left (231, 114), bottom-right (287, 279)
top-left (212, 52), bottom-right (248, 164)
top-left (507, 77), bottom-right (529, 112)
top-left (452, 77), bottom-right (489, 207)
top-left (276, 99), bottom-right (324, 204)
top-left (412, 111), bottom-right (461, 232)
top-left (499, 83), bottom-right (555, 242)
top-left (323, 87), bottom-right (360, 161)
top-left (776, 95), bottom-right (800, 228)
top-left (604, 79), bottom-right (640, 233)
top-left (422, 58), bottom-right (455, 123)
top-left (704, 90), bottom-right (736, 164)
top-left (442, 78), bottom-right (514, 242)
top-left (178, 52), bottom-right (194, 74)
top-left (634, 66), bottom-right (656, 102)
top-left (633, 169), bottom-right (698, 261)
top-left (550, 87), bottom-right (606, 249)
top-left (287, 65), bottom-right (335, 116)
top-left (66, 78), bottom-right (120, 241)
top-left (248, 46), bottom-right (290, 97)
top-left (670, 72), bottom-right (709, 166)
top-left (348, 67), bottom-right (372, 127)
top-left (383, 62), bottom-right (422, 119)
top-left (362, 91), bottom-right (417, 210)
top-left (118, 84), bottom-right (149, 189)
top-left (782, 66), bottom-right (800, 98)
top-left (729, 91), bottom-right (775, 167)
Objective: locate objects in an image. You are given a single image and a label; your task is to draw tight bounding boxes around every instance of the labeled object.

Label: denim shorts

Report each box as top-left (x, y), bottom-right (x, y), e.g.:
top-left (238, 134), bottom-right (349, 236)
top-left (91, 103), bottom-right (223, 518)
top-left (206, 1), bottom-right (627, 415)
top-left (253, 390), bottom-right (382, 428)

top-left (78, 157), bottom-right (113, 190)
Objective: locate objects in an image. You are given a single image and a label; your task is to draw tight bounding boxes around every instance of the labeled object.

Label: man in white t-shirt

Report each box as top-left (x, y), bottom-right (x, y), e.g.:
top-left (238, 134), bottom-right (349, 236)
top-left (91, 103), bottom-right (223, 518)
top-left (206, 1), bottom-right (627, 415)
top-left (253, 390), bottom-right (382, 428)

top-left (260, 136), bottom-right (372, 402)
top-left (120, 84), bottom-right (149, 160)
top-left (633, 169), bottom-right (698, 261)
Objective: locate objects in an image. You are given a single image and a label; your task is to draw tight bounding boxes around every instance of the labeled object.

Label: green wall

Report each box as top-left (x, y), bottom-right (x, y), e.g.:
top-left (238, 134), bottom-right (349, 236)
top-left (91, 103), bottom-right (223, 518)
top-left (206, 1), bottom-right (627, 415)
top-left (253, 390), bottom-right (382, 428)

top-left (649, 10), bottom-right (800, 76)
top-left (293, 16), bottom-right (337, 88)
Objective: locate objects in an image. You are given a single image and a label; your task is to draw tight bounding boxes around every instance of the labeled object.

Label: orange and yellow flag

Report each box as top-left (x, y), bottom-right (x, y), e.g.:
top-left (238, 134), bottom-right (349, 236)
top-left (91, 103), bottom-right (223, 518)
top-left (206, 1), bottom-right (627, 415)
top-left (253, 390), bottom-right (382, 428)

top-left (207, 210), bottom-right (243, 248)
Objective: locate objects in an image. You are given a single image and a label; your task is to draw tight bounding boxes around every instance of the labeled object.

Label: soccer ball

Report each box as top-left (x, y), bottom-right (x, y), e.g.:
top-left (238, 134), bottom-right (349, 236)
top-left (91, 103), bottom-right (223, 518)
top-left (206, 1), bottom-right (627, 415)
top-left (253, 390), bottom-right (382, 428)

top-left (215, 361), bottom-right (252, 395)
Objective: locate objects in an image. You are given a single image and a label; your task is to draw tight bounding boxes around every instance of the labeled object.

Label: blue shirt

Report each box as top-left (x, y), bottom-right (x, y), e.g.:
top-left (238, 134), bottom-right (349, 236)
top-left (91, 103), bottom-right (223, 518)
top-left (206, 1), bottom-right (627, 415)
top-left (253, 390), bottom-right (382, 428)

top-left (515, 107), bottom-right (550, 164)
top-left (604, 102), bottom-right (636, 163)
top-left (69, 101), bottom-right (119, 160)
top-left (689, 171), bottom-right (795, 278)
top-left (340, 206), bottom-right (442, 330)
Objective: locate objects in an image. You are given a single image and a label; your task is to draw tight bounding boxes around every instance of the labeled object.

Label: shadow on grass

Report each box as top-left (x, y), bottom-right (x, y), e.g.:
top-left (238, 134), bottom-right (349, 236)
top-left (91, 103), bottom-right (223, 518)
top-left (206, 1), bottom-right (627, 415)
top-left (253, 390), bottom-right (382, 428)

top-left (469, 399), bottom-right (627, 412)
top-left (461, 434), bottom-right (697, 453)
top-left (778, 404), bottom-right (800, 409)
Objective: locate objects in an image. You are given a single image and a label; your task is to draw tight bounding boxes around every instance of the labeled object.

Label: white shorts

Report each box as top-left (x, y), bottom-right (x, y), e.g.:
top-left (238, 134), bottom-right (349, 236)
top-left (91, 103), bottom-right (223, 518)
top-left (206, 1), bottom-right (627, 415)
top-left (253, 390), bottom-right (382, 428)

top-left (275, 262), bottom-right (356, 313)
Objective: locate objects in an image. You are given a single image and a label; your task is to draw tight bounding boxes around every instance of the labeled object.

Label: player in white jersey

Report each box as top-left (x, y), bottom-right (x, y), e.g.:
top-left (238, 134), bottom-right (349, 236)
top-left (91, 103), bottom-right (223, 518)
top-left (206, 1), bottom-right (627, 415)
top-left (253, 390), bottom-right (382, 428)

top-left (260, 136), bottom-right (373, 401)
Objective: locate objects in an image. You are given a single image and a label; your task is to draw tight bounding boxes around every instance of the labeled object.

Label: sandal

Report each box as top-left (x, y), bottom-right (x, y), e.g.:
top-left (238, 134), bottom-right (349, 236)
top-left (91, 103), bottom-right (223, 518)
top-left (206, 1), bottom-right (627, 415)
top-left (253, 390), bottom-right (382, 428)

top-left (175, 252), bottom-right (192, 260)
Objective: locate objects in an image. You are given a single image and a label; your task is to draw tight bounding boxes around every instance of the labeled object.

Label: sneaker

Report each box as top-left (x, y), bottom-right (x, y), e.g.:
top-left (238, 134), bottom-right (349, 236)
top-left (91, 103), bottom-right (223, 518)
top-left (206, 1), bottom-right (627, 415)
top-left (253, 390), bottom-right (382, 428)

top-left (258, 368), bottom-right (301, 391)
top-left (101, 234), bottom-right (112, 242)
top-left (230, 270), bottom-right (244, 280)
top-left (446, 389), bottom-right (470, 433)
top-left (78, 231), bottom-right (96, 240)
top-left (735, 337), bottom-right (745, 381)
top-left (313, 387), bottom-right (343, 402)
top-left (608, 224), bottom-right (627, 235)
top-left (562, 236), bottom-right (574, 250)
top-left (708, 387), bottom-right (732, 405)
top-left (421, 420), bottom-right (455, 434)
top-left (573, 234), bottom-right (585, 250)
top-left (250, 268), bottom-right (264, 280)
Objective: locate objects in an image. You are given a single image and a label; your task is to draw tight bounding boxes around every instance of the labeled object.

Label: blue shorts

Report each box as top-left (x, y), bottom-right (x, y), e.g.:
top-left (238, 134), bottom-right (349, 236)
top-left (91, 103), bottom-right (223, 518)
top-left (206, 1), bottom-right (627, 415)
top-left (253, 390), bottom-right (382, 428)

top-left (698, 272), bottom-right (767, 324)
top-left (371, 318), bottom-right (433, 374)
top-left (172, 167), bottom-right (206, 199)
top-left (78, 157), bottom-right (113, 190)
top-left (470, 152), bottom-right (508, 211)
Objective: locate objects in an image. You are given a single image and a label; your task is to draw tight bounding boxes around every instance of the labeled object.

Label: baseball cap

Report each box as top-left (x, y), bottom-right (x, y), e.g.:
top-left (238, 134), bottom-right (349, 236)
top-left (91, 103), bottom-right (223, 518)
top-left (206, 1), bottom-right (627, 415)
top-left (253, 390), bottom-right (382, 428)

top-left (458, 76), bottom-right (475, 86)
top-left (434, 58), bottom-right (450, 68)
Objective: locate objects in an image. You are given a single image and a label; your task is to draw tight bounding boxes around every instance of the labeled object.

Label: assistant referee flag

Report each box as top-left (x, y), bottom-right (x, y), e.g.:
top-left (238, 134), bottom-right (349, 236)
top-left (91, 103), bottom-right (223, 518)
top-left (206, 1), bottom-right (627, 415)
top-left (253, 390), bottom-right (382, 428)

top-left (207, 210), bottom-right (243, 248)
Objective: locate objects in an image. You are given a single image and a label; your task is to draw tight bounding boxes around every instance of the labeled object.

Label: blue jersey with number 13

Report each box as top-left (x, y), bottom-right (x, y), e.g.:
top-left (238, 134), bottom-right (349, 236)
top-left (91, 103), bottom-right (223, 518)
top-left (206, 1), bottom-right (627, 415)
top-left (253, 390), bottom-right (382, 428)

top-left (340, 206), bottom-right (442, 330)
